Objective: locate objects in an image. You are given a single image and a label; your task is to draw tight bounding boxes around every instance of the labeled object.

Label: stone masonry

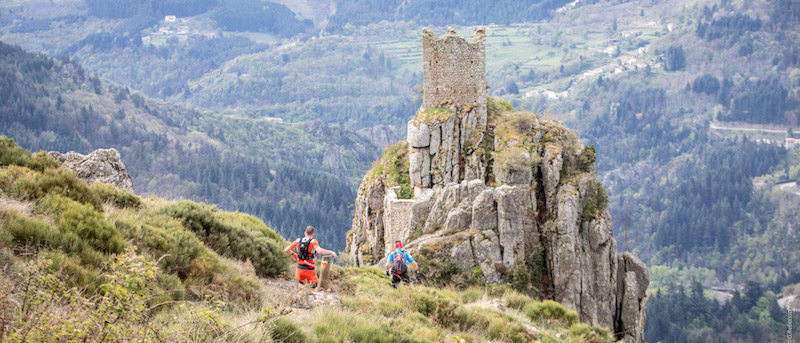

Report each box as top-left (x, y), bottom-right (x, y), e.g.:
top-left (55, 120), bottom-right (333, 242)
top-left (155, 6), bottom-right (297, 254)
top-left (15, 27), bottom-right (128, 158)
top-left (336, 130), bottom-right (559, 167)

top-left (421, 27), bottom-right (487, 123)
top-left (383, 187), bottom-right (414, 253)
top-left (410, 27), bottom-right (490, 197)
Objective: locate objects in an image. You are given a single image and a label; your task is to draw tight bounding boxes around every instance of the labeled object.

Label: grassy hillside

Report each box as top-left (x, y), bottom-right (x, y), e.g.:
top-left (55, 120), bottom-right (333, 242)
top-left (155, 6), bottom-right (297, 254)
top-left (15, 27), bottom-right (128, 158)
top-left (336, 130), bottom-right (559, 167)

top-left (0, 137), bottom-right (614, 342)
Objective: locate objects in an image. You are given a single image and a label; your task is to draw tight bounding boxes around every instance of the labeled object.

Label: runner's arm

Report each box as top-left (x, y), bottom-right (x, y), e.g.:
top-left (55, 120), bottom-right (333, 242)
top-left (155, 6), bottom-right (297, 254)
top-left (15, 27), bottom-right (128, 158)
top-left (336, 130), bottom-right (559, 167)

top-left (284, 240), bottom-right (298, 260)
top-left (315, 246), bottom-right (338, 259)
top-left (407, 253), bottom-right (418, 270)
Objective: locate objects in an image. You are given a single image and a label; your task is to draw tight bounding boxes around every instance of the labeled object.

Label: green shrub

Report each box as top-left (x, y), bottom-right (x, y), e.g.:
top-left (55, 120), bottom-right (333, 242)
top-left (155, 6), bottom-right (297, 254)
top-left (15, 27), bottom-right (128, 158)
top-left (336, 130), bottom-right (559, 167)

top-left (508, 250), bottom-right (547, 298)
top-left (411, 290), bottom-right (458, 328)
top-left (455, 307), bottom-right (535, 342)
top-left (56, 196), bottom-right (125, 255)
top-left (157, 201), bottom-right (288, 278)
top-left (336, 266), bottom-right (393, 296)
top-left (487, 97), bottom-right (515, 117)
top-left (367, 141), bottom-right (412, 199)
top-left (569, 323), bottom-right (613, 343)
top-left (113, 214), bottom-right (222, 281)
top-left (576, 145), bottom-right (596, 172)
top-left (2, 205), bottom-right (110, 270)
top-left (523, 300), bottom-right (578, 327)
top-left (217, 211), bottom-right (285, 243)
top-left (414, 246), bottom-right (474, 288)
top-left (10, 167), bottom-right (102, 210)
top-left (45, 250), bottom-right (105, 292)
top-left (0, 136), bottom-right (32, 167)
top-left (89, 182), bottom-right (142, 209)
top-left (377, 300), bottom-right (404, 317)
top-left (502, 290), bottom-right (534, 310)
top-left (0, 136), bottom-right (54, 171)
top-left (581, 180), bottom-right (608, 221)
top-left (459, 287), bottom-right (484, 304)
top-left (271, 317), bottom-right (308, 343)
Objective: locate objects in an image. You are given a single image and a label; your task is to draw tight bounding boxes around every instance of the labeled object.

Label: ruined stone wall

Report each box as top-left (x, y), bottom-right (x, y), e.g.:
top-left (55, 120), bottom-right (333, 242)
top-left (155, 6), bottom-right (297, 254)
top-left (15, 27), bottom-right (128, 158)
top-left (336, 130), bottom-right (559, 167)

top-left (422, 27), bottom-right (487, 122)
top-left (383, 188), bottom-right (414, 253)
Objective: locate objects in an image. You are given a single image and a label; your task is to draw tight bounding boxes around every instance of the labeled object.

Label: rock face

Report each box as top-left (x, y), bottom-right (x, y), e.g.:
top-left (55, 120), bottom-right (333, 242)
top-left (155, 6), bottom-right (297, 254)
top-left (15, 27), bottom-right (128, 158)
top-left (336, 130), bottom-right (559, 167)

top-left (48, 149), bottom-right (134, 191)
top-left (356, 125), bottom-right (398, 150)
top-left (346, 27), bottom-right (649, 342)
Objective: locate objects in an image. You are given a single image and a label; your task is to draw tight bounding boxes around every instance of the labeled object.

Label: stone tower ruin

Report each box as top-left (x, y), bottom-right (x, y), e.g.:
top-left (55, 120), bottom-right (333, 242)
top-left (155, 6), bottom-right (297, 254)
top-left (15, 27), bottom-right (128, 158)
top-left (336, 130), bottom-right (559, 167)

top-left (409, 27), bottom-right (490, 197)
top-left (421, 27), bottom-right (488, 124)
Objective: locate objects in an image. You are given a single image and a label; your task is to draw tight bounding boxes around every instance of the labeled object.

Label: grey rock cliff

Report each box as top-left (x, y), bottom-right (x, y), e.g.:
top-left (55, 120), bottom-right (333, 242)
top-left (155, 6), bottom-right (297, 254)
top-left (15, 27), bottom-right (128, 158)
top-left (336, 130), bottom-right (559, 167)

top-left (48, 149), bottom-right (134, 191)
top-left (346, 27), bottom-right (649, 343)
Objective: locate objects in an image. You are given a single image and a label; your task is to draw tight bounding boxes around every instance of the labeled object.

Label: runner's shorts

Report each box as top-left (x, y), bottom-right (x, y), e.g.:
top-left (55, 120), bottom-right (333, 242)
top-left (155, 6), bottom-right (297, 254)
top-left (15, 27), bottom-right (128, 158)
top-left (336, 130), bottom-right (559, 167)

top-left (296, 267), bottom-right (317, 284)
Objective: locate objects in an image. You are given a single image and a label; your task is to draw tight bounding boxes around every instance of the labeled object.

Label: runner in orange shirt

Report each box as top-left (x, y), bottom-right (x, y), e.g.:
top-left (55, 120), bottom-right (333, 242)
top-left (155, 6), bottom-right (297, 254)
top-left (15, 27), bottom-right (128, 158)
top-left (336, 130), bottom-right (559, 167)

top-left (284, 226), bottom-right (337, 287)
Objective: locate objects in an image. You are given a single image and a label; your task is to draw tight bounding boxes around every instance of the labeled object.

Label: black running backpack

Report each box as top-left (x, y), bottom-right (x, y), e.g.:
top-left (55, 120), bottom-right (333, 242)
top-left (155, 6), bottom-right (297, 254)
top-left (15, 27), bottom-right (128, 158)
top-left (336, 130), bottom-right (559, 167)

top-left (392, 251), bottom-right (407, 275)
top-left (297, 238), bottom-right (314, 260)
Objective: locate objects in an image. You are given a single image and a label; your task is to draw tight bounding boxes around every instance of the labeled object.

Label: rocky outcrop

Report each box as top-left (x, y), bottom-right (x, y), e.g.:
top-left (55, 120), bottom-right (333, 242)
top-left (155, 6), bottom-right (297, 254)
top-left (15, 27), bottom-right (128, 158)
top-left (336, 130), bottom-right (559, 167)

top-left (356, 125), bottom-right (398, 149)
top-left (347, 178), bottom-right (386, 266)
top-left (346, 28), bottom-right (648, 342)
top-left (48, 149), bottom-right (134, 191)
top-left (347, 108), bottom-right (649, 341)
top-left (322, 144), bottom-right (348, 176)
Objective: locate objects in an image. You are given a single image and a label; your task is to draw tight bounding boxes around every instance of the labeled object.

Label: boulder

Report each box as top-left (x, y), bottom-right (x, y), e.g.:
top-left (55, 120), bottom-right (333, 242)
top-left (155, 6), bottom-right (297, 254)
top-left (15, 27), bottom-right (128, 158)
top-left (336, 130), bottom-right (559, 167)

top-left (407, 120), bottom-right (431, 148)
top-left (48, 149), bottom-right (133, 191)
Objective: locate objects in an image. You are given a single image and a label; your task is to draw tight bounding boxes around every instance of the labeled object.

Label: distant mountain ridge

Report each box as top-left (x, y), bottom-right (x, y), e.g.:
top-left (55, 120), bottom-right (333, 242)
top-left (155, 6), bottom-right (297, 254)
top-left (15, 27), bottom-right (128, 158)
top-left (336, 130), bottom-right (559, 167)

top-left (0, 40), bottom-right (380, 250)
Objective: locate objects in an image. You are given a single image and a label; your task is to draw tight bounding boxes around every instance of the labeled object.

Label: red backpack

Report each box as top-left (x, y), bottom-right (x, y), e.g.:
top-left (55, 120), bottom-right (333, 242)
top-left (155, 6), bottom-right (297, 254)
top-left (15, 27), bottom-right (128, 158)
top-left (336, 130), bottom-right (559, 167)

top-left (392, 250), bottom-right (408, 275)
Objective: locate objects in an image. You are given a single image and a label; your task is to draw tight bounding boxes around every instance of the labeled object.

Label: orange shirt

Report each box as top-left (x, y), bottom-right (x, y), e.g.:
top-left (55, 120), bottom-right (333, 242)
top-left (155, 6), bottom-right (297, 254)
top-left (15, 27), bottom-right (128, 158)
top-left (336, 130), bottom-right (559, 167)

top-left (288, 238), bottom-right (319, 269)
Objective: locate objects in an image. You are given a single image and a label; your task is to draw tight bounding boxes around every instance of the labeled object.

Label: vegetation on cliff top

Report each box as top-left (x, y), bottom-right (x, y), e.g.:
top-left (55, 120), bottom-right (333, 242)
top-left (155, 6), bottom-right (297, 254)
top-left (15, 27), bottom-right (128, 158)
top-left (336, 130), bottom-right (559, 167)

top-left (366, 140), bottom-right (412, 199)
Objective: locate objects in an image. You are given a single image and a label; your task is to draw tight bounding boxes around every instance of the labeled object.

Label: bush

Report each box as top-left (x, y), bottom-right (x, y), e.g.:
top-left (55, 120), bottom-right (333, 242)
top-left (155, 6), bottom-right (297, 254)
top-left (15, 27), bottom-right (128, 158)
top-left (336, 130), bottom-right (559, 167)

top-left (523, 300), bottom-right (578, 327)
top-left (9, 167), bottom-right (102, 210)
top-left (58, 197), bottom-right (125, 255)
top-left (0, 136), bottom-right (58, 171)
top-left (502, 290), bottom-right (535, 310)
top-left (0, 248), bottom-right (159, 342)
top-left (414, 245), bottom-right (477, 288)
top-left (459, 287), bottom-right (484, 303)
top-left (487, 97), bottom-right (515, 118)
top-left (2, 203), bottom-right (110, 271)
top-left (368, 141), bottom-right (412, 199)
top-left (581, 180), bottom-right (608, 221)
top-left (411, 289), bottom-right (459, 327)
top-left (90, 182), bottom-right (142, 209)
top-left (271, 317), bottom-right (308, 343)
top-left (455, 307), bottom-right (535, 343)
top-left (157, 201), bottom-right (289, 278)
top-left (569, 323), bottom-right (613, 343)
top-left (39, 194), bottom-right (125, 255)
top-left (508, 250), bottom-right (547, 297)
top-left (577, 145), bottom-right (596, 172)
top-left (113, 213), bottom-right (221, 281)
top-left (0, 136), bottom-right (32, 167)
